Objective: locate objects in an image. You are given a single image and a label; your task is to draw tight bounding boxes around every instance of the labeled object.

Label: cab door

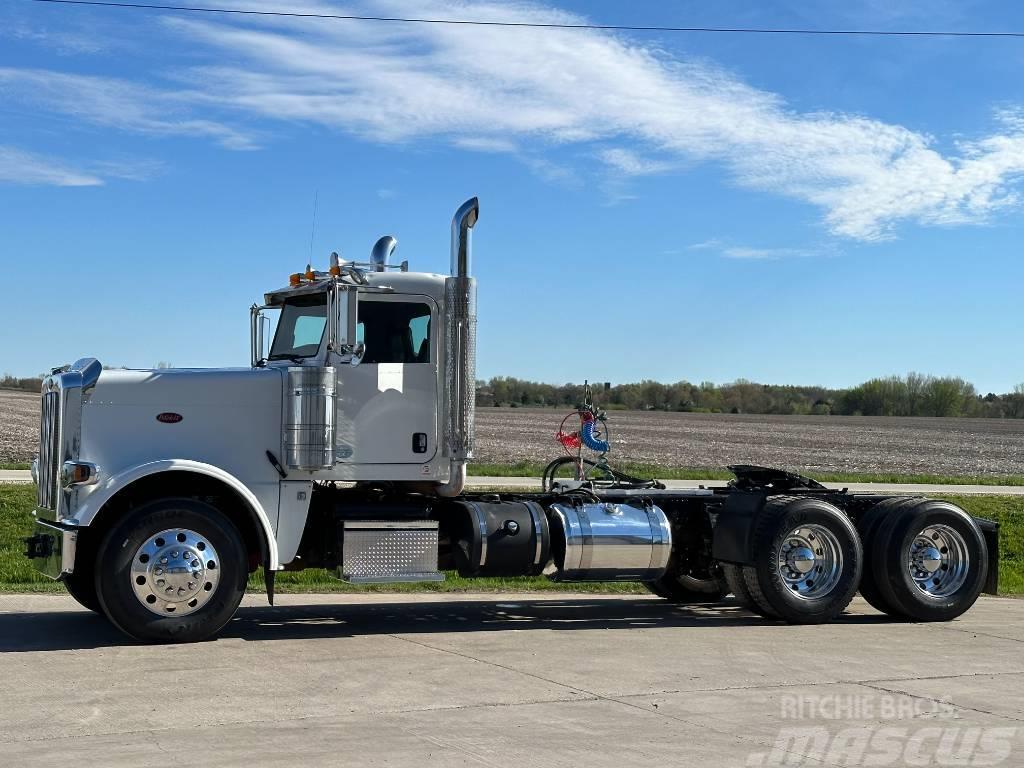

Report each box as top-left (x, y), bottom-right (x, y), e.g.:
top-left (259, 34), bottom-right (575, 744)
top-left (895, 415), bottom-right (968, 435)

top-left (333, 294), bottom-right (438, 465)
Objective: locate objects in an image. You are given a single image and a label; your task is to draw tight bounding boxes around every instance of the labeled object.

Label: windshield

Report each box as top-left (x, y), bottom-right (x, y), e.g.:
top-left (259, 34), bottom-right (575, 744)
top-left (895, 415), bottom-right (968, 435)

top-left (269, 294), bottom-right (327, 360)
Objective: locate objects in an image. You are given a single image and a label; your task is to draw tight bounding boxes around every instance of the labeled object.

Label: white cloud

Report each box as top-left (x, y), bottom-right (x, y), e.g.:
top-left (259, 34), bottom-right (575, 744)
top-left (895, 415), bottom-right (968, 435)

top-left (6, 1), bottom-right (1024, 239)
top-left (720, 246), bottom-right (813, 261)
top-left (600, 148), bottom-right (673, 176)
top-left (0, 68), bottom-right (256, 150)
top-left (688, 239), bottom-right (724, 251)
top-left (0, 146), bottom-right (102, 186)
top-left (151, 0), bottom-right (1024, 240)
top-left (688, 239), bottom-right (828, 261)
top-left (454, 137), bottom-right (518, 153)
top-left (6, 23), bottom-right (106, 55)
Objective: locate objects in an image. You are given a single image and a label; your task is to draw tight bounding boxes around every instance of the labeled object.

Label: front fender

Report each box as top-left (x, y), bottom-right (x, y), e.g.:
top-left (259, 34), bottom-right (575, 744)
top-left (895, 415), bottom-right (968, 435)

top-left (73, 459), bottom-right (280, 570)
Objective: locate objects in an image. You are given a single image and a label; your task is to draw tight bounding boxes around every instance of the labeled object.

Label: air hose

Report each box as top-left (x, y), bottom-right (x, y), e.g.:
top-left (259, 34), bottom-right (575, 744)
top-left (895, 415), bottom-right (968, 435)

top-left (541, 456), bottom-right (665, 492)
top-left (580, 412), bottom-right (610, 453)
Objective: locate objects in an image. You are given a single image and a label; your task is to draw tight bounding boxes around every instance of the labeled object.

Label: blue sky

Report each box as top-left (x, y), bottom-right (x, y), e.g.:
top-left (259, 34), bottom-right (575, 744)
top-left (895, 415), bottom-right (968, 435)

top-left (2, 0), bottom-right (1023, 392)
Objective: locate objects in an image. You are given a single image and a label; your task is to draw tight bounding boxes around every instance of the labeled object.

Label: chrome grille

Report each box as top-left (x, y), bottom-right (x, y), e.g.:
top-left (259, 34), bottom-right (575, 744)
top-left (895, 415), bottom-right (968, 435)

top-left (37, 389), bottom-right (61, 511)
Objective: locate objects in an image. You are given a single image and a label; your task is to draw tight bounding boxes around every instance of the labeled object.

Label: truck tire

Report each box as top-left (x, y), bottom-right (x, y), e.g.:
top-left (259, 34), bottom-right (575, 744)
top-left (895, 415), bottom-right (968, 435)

top-left (63, 529), bottom-right (102, 613)
top-left (870, 499), bottom-right (987, 622)
top-left (64, 569), bottom-right (102, 613)
top-left (94, 497), bottom-right (248, 643)
top-left (647, 572), bottom-right (728, 604)
top-left (856, 497), bottom-right (919, 616)
top-left (742, 495), bottom-right (862, 624)
top-left (722, 563), bottom-right (777, 618)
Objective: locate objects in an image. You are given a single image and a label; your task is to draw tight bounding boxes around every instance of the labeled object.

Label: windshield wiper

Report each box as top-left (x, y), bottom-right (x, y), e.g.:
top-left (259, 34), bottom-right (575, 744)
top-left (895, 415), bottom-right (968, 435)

top-left (267, 354), bottom-right (307, 364)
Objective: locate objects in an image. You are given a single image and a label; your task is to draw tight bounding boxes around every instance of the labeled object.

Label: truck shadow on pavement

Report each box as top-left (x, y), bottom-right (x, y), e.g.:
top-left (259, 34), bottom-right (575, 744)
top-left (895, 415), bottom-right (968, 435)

top-left (0, 597), bottom-right (890, 652)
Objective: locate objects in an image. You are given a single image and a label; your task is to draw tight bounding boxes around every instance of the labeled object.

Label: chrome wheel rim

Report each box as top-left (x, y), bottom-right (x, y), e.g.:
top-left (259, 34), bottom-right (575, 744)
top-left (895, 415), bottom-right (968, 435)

top-left (907, 524), bottom-right (969, 599)
top-left (776, 524), bottom-right (844, 599)
top-left (130, 528), bottom-right (220, 617)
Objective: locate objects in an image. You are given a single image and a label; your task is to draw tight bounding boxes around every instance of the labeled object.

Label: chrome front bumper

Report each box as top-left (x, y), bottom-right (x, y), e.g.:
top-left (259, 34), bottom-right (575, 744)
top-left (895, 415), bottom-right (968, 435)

top-left (24, 518), bottom-right (78, 580)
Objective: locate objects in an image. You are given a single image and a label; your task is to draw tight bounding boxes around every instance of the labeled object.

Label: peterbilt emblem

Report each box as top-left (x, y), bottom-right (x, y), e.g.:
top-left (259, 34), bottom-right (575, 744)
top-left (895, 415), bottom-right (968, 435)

top-left (156, 412), bottom-right (183, 424)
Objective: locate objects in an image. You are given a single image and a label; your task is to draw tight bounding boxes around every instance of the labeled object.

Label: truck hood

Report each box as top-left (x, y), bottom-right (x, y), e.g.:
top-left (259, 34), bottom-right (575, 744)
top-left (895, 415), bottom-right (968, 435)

top-left (79, 367), bottom-right (286, 492)
top-left (87, 367), bottom-right (283, 406)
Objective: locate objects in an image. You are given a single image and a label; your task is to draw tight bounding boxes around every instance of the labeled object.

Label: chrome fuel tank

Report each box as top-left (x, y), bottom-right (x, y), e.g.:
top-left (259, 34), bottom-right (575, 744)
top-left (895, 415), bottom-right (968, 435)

top-left (548, 500), bottom-right (672, 581)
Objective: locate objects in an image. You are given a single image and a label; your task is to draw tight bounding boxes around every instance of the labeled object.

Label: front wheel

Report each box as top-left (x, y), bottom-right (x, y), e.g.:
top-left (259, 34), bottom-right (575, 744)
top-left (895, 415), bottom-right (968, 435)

top-left (95, 497), bottom-right (248, 643)
top-left (63, 530), bottom-right (102, 613)
top-left (64, 569), bottom-right (102, 613)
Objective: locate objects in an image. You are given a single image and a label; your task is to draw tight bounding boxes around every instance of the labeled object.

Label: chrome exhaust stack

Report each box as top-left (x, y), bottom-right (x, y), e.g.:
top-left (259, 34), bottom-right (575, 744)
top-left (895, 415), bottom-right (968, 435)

top-left (370, 235), bottom-right (397, 272)
top-left (437, 197), bottom-right (479, 497)
top-left (450, 197), bottom-right (479, 278)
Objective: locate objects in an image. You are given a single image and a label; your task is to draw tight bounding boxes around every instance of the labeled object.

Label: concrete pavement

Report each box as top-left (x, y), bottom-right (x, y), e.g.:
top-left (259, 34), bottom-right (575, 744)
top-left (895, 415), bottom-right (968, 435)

top-left (4, 468), bottom-right (1024, 494)
top-left (1, 592), bottom-right (1021, 766)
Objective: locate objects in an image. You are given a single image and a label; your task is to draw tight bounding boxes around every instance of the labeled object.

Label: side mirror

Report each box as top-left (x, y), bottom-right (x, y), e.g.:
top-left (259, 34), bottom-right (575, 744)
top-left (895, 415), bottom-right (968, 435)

top-left (328, 285), bottom-right (365, 365)
top-left (250, 304), bottom-right (278, 367)
top-left (348, 343), bottom-right (366, 366)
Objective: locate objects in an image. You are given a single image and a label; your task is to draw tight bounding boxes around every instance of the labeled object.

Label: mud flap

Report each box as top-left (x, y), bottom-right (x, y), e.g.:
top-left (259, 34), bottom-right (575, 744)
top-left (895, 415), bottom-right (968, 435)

top-left (710, 491), bottom-right (766, 565)
top-left (973, 517), bottom-right (1000, 595)
top-left (265, 564), bottom-right (275, 606)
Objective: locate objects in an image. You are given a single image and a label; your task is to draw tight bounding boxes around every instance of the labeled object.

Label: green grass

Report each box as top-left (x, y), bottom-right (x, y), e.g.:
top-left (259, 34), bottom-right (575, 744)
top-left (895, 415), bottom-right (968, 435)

top-left (1, 483), bottom-right (1020, 595)
top-left (468, 461), bottom-right (1024, 487)
top-left (0, 484), bottom-right (62, 592)
top-left (0, 462), bottom-right (30, 471)
top-left (943, 495), bottom-right (1024, 596)
top-left (0, 483), bottom-right (644, 596)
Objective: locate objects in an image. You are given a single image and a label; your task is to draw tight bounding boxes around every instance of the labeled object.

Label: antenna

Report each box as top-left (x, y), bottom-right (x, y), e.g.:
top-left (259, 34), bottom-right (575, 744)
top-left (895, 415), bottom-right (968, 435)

top-left (308, 190), bottom-right (319, 261)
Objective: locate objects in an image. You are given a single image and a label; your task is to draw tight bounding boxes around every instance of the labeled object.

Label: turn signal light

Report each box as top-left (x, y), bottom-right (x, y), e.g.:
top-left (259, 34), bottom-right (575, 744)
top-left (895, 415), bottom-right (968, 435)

top-left (61, 461), bottom-right (97, 488)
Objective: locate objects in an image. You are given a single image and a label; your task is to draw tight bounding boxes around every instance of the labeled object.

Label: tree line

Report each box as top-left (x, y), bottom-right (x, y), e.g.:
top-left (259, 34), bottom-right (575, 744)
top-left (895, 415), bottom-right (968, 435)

top-left (5, 370), bottom-right (1024, 418)
top-left (477, 374), bottom-right (1024, 418)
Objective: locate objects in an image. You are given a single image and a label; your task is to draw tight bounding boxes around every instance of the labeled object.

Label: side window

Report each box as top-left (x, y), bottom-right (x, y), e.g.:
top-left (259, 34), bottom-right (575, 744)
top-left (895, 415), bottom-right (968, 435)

top-left (358, 301), bottom-right (432, 364)
top-left (409, 315), bottom-right (429, 358)
top-left (293, 315), bottom-right (327, 348)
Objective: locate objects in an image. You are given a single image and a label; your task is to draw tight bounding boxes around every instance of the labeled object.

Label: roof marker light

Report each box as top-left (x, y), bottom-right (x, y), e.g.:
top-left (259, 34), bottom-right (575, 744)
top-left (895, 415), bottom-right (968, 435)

top-left (289, 273), bottom-right (301, 286)
top-left (329, 251), bottom-right (341, 277)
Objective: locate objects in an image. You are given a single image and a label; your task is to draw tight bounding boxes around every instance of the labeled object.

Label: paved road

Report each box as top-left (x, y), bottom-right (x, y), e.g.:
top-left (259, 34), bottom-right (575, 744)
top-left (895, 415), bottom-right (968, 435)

top-left (1, 592), bottom-right (1021, 766)
top-left (4, 468), bottom-right (1024, 495)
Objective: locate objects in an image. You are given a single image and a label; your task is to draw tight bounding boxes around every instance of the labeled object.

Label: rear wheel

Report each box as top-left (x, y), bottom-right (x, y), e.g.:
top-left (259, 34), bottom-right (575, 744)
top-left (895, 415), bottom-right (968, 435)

top-left (722, 563), bottom-right (777, 618)
top-left (856, 497), bottom-right (918, 615)
top-left (648, 571), bottom-right (728, 603)
top-left (742, 496), bottom-right (862, 624)
top-left (871, 499), bottom-right (987, 622)
top-left (95, 497), bottom-right (248, 643)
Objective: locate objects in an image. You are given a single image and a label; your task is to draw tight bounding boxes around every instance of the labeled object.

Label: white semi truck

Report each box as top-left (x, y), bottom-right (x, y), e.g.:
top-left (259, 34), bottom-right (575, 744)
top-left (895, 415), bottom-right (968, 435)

top-left (24, 198), bottom-right (999, 642)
